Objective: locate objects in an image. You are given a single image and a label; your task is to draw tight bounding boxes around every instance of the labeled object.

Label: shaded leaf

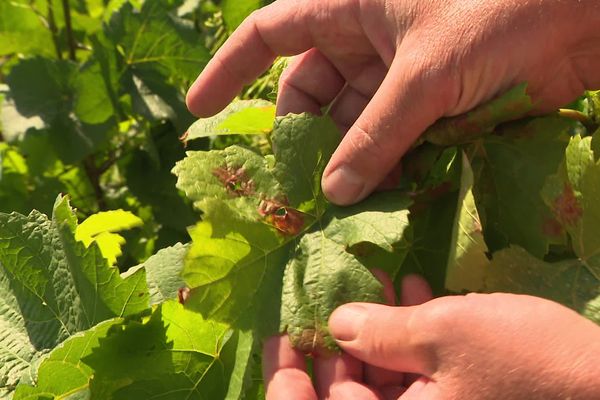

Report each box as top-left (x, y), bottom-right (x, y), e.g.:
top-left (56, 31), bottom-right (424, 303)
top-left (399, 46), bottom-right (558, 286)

top-left (542, 133), bottom-right (600, 279)
top-left (445, 153), bottom-right (488, 292)
top-left (0, 196), bottom-right (149, 395)
top-left (485, 246), bottom-right (599, 316)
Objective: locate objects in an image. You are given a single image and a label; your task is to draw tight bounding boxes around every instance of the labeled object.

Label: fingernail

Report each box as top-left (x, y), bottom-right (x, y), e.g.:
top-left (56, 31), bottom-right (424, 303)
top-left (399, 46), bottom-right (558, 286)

top-left (329, 304), bottom-right (367, 341)
top-left (323, 165), bottom-right (365, 205)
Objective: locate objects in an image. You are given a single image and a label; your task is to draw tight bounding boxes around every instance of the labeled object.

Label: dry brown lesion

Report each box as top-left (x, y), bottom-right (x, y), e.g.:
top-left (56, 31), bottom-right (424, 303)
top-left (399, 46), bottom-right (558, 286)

top-left (212, 166), bottom-right (255, 197)
top-left (178, 287), bottom-right (190, 305)
top-left (258, 197), bottom-right (304, 236)
top-left (291, 328), bottom-right (336, 357)
top-left (552, 184), bottom-right (583, 227)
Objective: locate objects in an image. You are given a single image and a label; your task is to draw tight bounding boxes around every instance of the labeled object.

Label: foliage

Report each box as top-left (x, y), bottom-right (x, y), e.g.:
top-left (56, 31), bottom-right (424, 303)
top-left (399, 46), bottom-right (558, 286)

top-left (1, 1), bottom-right (600, 399)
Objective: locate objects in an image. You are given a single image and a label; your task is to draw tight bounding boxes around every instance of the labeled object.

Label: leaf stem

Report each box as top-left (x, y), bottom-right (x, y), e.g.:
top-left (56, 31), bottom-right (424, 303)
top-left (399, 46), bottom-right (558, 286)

top-left (557, 109), bottom-right (597, 133)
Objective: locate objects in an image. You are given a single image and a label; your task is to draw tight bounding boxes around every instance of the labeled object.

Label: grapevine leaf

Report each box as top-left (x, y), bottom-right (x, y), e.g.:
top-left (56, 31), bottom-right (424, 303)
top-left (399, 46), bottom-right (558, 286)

top-left (175, 113), bottom-right (411, 352)
top-left (5, 58), bottom-right (76, 124)
top-left (12, 319), bottom-right (121, 399)
top-left (153, 216), bottom-right (266, 397)
top-left (485, 246), bottom-right (600, 316)
top-left (76, 210), bottom-right (143, 265)
top-left (271, 114), bottom-right (339, 215)
top-left (0, 2), bottom-right (54, 57)
top-left (542, 133), bottom-right (600, 279)
top-left (5, 58), bottom-right (114, 163)
top-left (106, 0), bottom-right (210, 82)
top-left (173, 145), bottom-right (282, 214)
top-left (475, 116), bottom-right (574, 257)
top-left (104, 0), bottom-right (210, 131)
top-left (399, 148), bottom-right (461, 294)
top-left (445, 153), bottom-right (488, 292)
top-left (182, 100), bottom-right (276, 143)
top-left (281, 192), bottom-right (411, 352)
top-left (221, 330), bottom-right (258, 400)
top-left (123, 127), bottom-right (197, 248)
top-left (586, 90), bottom-right (600, 125)
top-left (130, 243), bottom-right (189, 305)
top-left (221, 0), bottom-right (263, 31)
top-left (73, 61), bottom-right (115, 125)
top-left (14, 300), bottom-right (253, 399)
top-left (182, 199), bottom-right (291, 335)
top-left (0, 196), bottom-right (149, 395)
top-left (424, 83), bottom-right (533, 146)
top-left (83, 301), bottom-right (231, 399)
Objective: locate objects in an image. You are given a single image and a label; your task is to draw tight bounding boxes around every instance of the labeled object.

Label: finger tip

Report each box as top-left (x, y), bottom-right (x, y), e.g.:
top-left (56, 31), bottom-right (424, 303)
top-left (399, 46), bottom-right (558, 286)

top-left (322, 164), bottom-right (368, 206)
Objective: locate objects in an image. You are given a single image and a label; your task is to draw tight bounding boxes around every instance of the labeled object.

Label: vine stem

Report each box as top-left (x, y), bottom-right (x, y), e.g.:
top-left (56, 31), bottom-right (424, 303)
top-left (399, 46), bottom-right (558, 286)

top-left (47, 0), bottom-right (63, 60)
top-left (61, 0), bottom-right (107, 211)
top-left (62, 0), bottom-right (77, 61)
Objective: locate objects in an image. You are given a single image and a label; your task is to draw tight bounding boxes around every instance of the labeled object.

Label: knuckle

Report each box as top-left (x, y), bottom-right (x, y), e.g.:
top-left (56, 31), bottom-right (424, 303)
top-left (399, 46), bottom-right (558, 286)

top-left (347, 123), bottom-right (387, 161)
top-left (408, 297), bottom-right (469, 341)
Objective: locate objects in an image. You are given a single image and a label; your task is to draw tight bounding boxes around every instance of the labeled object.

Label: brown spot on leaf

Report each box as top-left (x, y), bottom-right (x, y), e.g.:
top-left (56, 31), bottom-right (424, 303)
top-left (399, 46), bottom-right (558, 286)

top-left (258, 198), bottom-right (304, 236)
top-left (542, 217), bottom-right (564, 238)
top-left (178, 287), bottom-right (190, 305)
top-left (291, 328), bottom-right (336, 357)
top-left (553, 184), bottom-right (582, 227)
top-left (213, 166), bottom-right (255, 197)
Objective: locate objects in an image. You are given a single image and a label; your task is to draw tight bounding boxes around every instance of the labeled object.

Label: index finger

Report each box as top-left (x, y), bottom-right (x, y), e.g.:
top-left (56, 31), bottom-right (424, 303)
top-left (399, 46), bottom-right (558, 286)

top-left (263, 335), bottom-right (317, 400)
top-left (186, 0), bottom-right (317, 117)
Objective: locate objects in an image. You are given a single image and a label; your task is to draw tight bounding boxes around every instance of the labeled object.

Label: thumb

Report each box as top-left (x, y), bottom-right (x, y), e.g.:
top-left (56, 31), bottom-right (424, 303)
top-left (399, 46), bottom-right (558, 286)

top-left (322, 52), bottom-right (456, 205)
top-left (328, 302), bottom-right (439, 376)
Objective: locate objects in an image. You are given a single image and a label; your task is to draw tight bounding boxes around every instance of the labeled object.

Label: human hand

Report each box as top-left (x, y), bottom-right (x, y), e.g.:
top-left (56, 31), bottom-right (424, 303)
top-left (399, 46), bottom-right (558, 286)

top-left (186, 0), bottom-right (600, 205)
top-left (263, 273), bottom-right (435, 400)
top-left (263, 274), bottom-right (600, 399)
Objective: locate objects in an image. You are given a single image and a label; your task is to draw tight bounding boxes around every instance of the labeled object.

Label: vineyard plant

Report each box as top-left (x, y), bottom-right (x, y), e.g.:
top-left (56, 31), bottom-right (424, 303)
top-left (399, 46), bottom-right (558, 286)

top-left (1, 1), bottom-right (600, 399)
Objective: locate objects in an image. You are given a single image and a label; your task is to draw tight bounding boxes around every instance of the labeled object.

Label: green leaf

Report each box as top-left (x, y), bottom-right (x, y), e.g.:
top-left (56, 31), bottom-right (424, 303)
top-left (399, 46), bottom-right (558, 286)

top-left (424, 83), bottom-right (533, 146)
top-left (399, 148), bottom-right (461, 295)
top-left (271, 114), bottom-right (339, 215)
top-left (175, 113), bottom-right (411, 352)
top-left (183, 100), bottom-right (275, 143)
top-left (84, 301), bottom-right (231, 399)
top-left (485, 246), bottom-right (600, 315)
top-left (5, 57), bottom-right (113, 163)
top-left (0, 2), bottom-right (55, 57)
top-left (0, 196), bottom-right (149, 395)
top-left (542, 133), bottom-right (600, 279)
top-left (445, 152), bottom-right (488, 292)
top-left (107, 0), bottom-right (210, 83)
top-left (221, 0), bottom-right (263, 31)
top-left (123, 125), bottom-right (197, 248)
top-left (475, 116), bottom-right (573, 257)
top-left (76, 210), bottom-right (144, 265)
top-left (12, 318), bottom-right (122, 399)
top-left (73, 61), bottom-right (115, 125)
top-left (133, 243), bottom-right (189, 305)
top-left (173, 144), bottom-right (282, 213)
top-left (281, 193), bottom-right (410, 353)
